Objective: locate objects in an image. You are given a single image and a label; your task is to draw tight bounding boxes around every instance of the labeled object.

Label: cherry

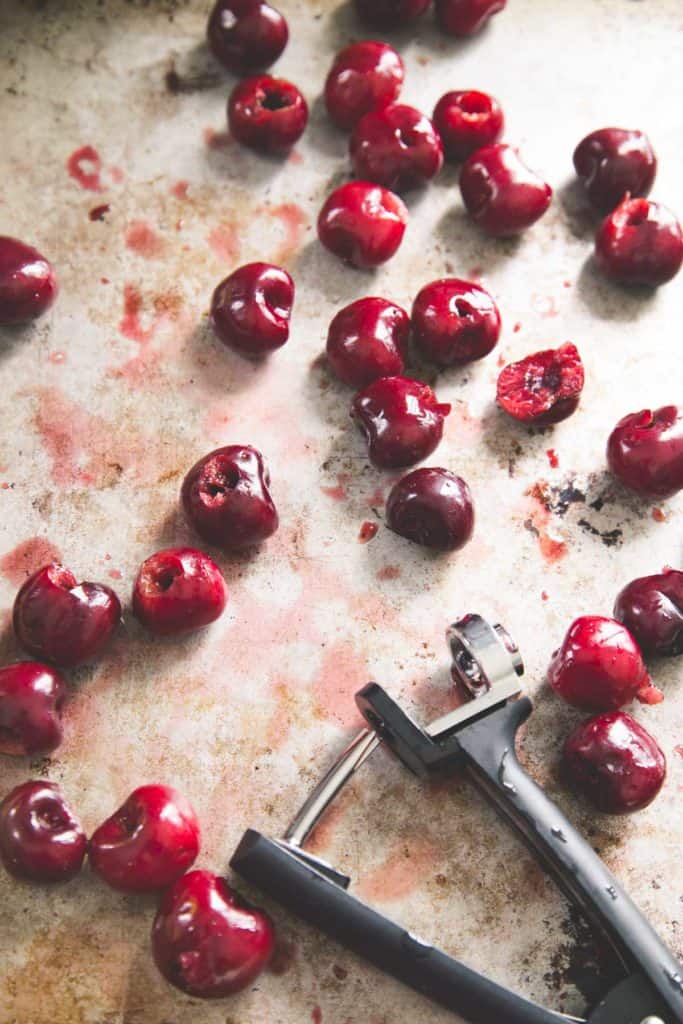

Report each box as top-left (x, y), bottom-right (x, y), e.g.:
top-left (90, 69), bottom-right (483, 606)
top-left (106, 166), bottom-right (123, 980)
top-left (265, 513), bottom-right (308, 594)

top-left (152, 869), bottom-right (274, 998)
top-left (133, 548), bottom-right (227, 636)
top-left (326, 297), bottom-right (410, 387)
top-left (0, 236), bottom-right (58, 325)
top-left (181, 445), bottom-right (278, 550)
top-left (0, 662), bottom-right (66, 757)
top-left (317, 181), bottom-right (408, 269)
top-left (207, 0), bottom-right (288, 74)
top-left (386, 468), bottom-right (474, 551)
top-left (0, 781), bottom-right (86, 883)
top-left (228, 75), bottom-right (307, 154)
top-left (412, 278), bottom-right (500, 366)
top-left (573, 128), bottom-right (656, 214)
top-left (459, 144), bottom-right (552, 236)
top-left (13, 564), bottom-right (121, 669)
top-left (324, 41), bottom-right (404, 131)
top-left (496, 342), bottom-right (584, 425)
top-left (210, 262), bottom-right (294, 358)
top-left (353, 0), bottom-right (430, 27)
top-left (432, 90), bottom-right (504, 163)
top-left (594, 197), bottom-right (683, 287)
top-left (547, 615), bottom-right (650, 712)
top-left (89, 785), bottom-right (200, 892)
top-left (435, 0), bottom-right (506, 35)
top-left (352, 376), bottom-right (451, 469)
top-left (606, 405), bottom-right (683, 500)
top-left (563, 712), bottom-right (665, 815)
top-left (614, 569), bottom-right (683, 657)
top-left (350, 104), bottom-right (443, 192)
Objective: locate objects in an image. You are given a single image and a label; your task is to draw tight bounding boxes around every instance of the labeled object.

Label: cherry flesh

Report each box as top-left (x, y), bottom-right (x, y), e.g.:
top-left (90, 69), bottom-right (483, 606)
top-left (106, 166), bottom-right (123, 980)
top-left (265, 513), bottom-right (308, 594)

top-left (326, 297), bottom-right (410, 387)
top-left (386, 468), bottom-right (474, 551)
top-left (0, 662), bottom-right (66, 757)
top-left (353, 0), bottom-right (430, 27)
top-left (207, 0), bottom-right (288, 74)
top-left (459, 144), bottom-right (552, 236)
top-left (210, 262), bottom-right (294, 358)
top-left (0, 236), bottom-right (58, 325)
top-left (496, 342), bottom-right (584, 425)
top-left (573, 128), bottom-right (656, 214)
top-left (181, 445), bottom-right (278, 550)
top-left (152, 869), bottom-right (274, 998)
top-left (13, 564), bottom-right (121, 669)
top-left (350, 104), bottom-right (443, 192)
top-left (325, 41), bottom-right (404, 131)
top-left (0, 781), bottom-right (86, 882)
top-left (435, 0), bottom-right (506, 35)
top-left (614, 569), bottom-right (683, 657)
top-left (133, 548), bottom-right (227, 636)
top-left (352, 376), bottom-right (451, 469)
top-left (412, 277), bottom-right (500, 366)
top-left (228, 75), bottom-right (307, 154)
top-left (433, 90), bottom-right (504, 164)
top-left (317, 181), bottom-right (408, 269)
top-left (606, 405), bottom-right (683, 500)
top-left (595, 197), bottom-right (683, 287)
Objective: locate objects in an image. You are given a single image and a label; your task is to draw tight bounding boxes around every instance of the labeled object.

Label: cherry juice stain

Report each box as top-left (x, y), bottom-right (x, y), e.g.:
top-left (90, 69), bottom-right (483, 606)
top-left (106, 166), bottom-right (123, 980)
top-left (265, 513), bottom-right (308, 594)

top-left (124, 220), bottom-right (165, 259)
top-left (358, 520), bottom-right (378, 543)
top-left (48, 350), bottom-right (66, 364)
top-left (652, 507), bottom-right (666, 523)
top-left (66, 145), bottom-right (103, 191)
top-left (203, 127), bottom-right (233, 149)
top-left (320, 473), bottom-right (350, 501)
top-left (268, 202), bottom-right (308, 263)
top-left (89, 203), bottom-right (110, 221)
top-left (357, 837), bottom-right (438, 903)
top-left (524, 487), bottom-right (568, 564)
top-left (313, 642), bottom-right (368, 728)
top-left (377, 564), bottom-right (401, 580)
top-left (119, 284), bottom-right (157, 345)
top-left (312, 1008), bottom-right (322, 1024)
top-left (532, 294), bottom-right (559, 318)
top-left (170, 180), bottom-right (189, 200)
top-left (513, 321), bottom-right (522, 333)
top-left (675, 745), bottom-right (683, 758)
top-left (208, 222), bottom-right (240, 263)
top-left (546, 448), bottom-right (559, 469)
top-left (0, 537), bottom-right (62, 586)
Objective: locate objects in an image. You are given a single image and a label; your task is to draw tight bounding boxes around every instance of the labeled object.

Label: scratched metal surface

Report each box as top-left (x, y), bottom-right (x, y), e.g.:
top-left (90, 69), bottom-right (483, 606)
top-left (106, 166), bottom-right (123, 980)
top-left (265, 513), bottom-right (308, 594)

top-left (0, 0), bottom-right (681, 1021)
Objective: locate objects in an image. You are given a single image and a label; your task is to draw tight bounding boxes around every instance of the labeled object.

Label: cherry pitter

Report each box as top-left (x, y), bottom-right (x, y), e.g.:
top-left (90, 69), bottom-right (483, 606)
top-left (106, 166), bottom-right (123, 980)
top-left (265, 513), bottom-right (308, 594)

top-left (231, 614), bottom-right (683, 1024)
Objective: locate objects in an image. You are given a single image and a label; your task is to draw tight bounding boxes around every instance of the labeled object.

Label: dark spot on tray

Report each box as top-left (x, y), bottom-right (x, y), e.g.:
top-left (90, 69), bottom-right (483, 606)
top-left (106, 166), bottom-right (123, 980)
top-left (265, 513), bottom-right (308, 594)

top-left (545, 907), bottom-right (622, 1006)
top-left (552, 483), bottom-right (586, 516)
top-left (589, 495), bottom-right (605, 511)
top-left (577, 519), bottom-right (623, 547)
top-left (165, 67), bottom-right (221, 94)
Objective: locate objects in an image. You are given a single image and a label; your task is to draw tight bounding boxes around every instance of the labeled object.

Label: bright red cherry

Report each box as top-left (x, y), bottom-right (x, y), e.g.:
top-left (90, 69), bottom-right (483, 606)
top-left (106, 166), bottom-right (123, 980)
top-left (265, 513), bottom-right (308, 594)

top-left (13, 564), bottom-right (121, 669)
top-left (573, 128), bottom-right (656, 214)
top-left (207, 0), bottom-right (288, 74)
top-left (547, 616), bottom-right (650, 712)
top-left (0, 662), bottom-right (66, 756)
top-left (386, 468), bottom-right (474, 551)
top-left (350, 104), bottom-right (443, 192)
top-left (352, 376), bottom-right (451, 469)
top-left (210, 262), bottom-right (294, 358)
top-left (353, 0), bottom-right (430, 26)
top-left (496, 343), bottom-right (584, 425)
top-left (459, 144), bottom-right (552, 236)
top-left (0, 236), bottom-right (58, 325)
top-left (317, 181), bottom-right (408, 269)
top-left (412, 278), bottom-right (500, 366)
top-left (614, 569), bottom-right (683, 658)
top-left (326, 297), bottom-right (410, 387)
top-left (606, 405), bottom-right (683, 500)
top-left (0, 781), bottom-right (86, 883)
top-left (595, 197), bottom-right (683, 287)
top-left (435, 0), bottom-right (506, 35)
top-left (133, 549), bottom-right (227, 636)
top-left (181, 445), bottom-right (278, 550)
top-left (433, 90), bottom-right (504, 163)
top-left (563, 712), bottom-right (666, 814)
top-left (228, 75), bottom-right (307, 154)
top-left (152, 870), bottom-right (274, 998)
top-left (325, 41), bottom-right (404, 131)
top-left (90, 785), bottom-right (200, 892)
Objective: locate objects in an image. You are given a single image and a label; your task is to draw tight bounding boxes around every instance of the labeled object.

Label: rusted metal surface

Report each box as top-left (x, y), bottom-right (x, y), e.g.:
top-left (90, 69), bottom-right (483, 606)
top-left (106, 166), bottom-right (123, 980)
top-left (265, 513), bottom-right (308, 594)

top-left (0, 0), bottom-right (681, 1021)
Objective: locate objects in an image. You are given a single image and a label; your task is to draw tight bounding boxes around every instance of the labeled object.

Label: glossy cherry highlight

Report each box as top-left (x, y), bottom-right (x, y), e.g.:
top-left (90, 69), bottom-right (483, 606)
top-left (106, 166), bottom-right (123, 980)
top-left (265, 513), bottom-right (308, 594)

top-left (325, 41), bottom-right (404, 131)
top-left (459, 144), bottom-right (552, 236)
top-left (0, 662), bottom-right (66, 756)
top-left (133, 548), bottom-right (227, 636)
top-left (435, 0), bottom-right (506, 35)
top-left (496, 343), bottom-right (584, 425)
top-left (352, 376), bottom-right (451, 469)
top-left (350, 104), bottom-right (443, 192)
top-left (317, 181), bottom-right (408, 269)
top-left (573, 128), bottom-right (656, 214)
top-left (0, 781), bottom-right (86, 883)
top-left (386, 468), bottom-right (474, 551)
top-left (0, 236), bottom-right (58, 325)
top-left (606, 405), bottom-right (683, 500)
top-left (326, 297), bottom-right (410, 387)
top-left (433, 90), bottom-right (504, 163)
top-left (595, 197), bottom-right (683, 287)
top-left (207, 0), bottom-right (288, 74)
top-left (211, 262), bottom-right (294, 358)
top-left (412, 278), bottom-right (501, 366)
top-left (228, 75), bottom-right (307, 154)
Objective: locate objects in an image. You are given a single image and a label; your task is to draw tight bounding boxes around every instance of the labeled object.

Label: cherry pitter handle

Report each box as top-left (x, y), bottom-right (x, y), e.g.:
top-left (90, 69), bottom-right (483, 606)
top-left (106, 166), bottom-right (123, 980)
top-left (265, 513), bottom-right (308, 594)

top-left (231, 614), bottom-right (683, 1024)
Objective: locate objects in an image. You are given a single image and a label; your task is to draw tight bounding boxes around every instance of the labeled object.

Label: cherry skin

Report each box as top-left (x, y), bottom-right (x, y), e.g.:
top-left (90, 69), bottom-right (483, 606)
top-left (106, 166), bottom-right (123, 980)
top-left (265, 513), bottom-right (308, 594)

top-left (547, 615), bottom-right (650, 712)
top-left (13, 564), bottom-right (121, 669)
top-left (152, 869), bottom-right (274, 998)
top-left (386, 468), bottom-right (474, 551)
top-left (496, 343), bottom-right (584, 425)
top-left (210, 262), bottom-right (294, 358)
top-left (133, 548), bottom-right (227, 637)
top-left (573, 128), bottom-right (656, 214)
top-left (459, 144), bottom-right (552, 236)
top-left (317, 181), bottom-right (408, 269)
top-left (614, 569), bottom-right (683, 657)
top-left (228, 75), bottom-right (307, 154)
top-left (412, 278), bottom-right (500, 366)
top-left (207, 0), bottom-right (288, 74)
top-left (350, 104), bottom-right (444, 192)
top-left (563, 712), bottom-right (665, 815)
top-left (352, 376), bottom-right (451, 469)
top-left (594, 197), bottom-right (683, 287)
top-left (0, 662), bottom-right (66, 757)
top-left (435, 0), bottom-right (506, 35)
top-left (0, 236), bottom-right (58, 325)
top-left (432, 90), bottom-right (504, 163)
top-left (325, 41), bottom-right (404, 131)
top-left (606, 405), bottom-right (683, 500)
top-left (0, 781), bottom-right (86, 883)
top-left (353, 0), bottom-right (430, 27)
top-left (326, 297), bottom-right (410, 388)
top-left (181, 445), bottom-right (278, 550)
top-left (90, 785), bottom-right (200, 893)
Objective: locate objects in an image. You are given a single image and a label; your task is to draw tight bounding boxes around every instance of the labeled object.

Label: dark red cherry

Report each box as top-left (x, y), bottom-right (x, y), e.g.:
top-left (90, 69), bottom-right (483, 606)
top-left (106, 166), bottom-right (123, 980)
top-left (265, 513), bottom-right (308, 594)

top-left (0, 236), bottom-right (58, 325)
top-left (595, 197), bottom-right (683, 287)
top-left (133, 548), bottom-right (227, 636)
top-left (573, 128), bottom-right (656, 214)
top-left (181, 445), bottom-right (278, 550)
top-left (0, 781), bottom-right (86, 883)
top-left (353, 0), bottom-right (430, 27)
top-left (606, 405), bottom-right (683, 500)
top-left (563, 712), bottom-right (665, 814)
top-left (352, 376), bottom-right (451, 469)
top-left (228, 75), bottom-right (307, 154)
top-left (210, 262), bottom-right (294, 357)
top-left (459, 144), bottom-right (552, 236)
top-left (324, 41), bottom-right (404, 131)
top-left (432, 90), bottom-right (504, 163)
top-left (496, 343), bottom-right (584, 425)
top-left (326, 297), bottom-right (410, 387)
top-left (435, 0), bottom-right (506, 35)
top-left (350, 104), bottom-right (444, 192)
top-left (317, 181), bottom-right (408, 269)
top-left (207, 0), bottom-right (288, 74)
top-left (0, 662), bottom-right (66, 757)
top-left (386, 468), bottom-right (474, 551)
top-left (412, 278), bottom-right (500, 366)
top-left (614, 569), bottom-right (683, 657)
